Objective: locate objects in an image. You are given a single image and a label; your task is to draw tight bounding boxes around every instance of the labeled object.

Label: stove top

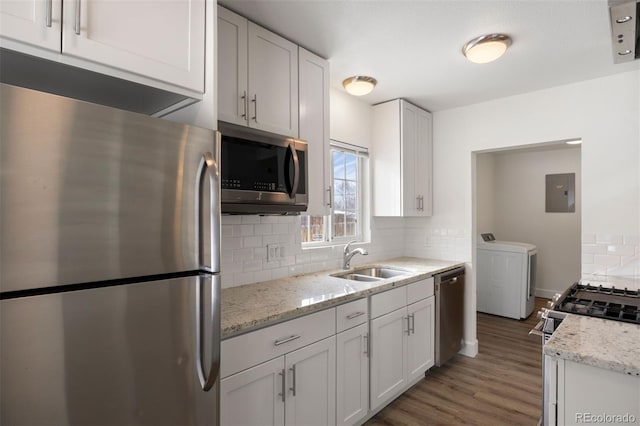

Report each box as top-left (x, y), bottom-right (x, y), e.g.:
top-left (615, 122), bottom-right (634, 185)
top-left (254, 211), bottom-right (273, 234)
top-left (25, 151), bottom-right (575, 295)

top-left (555, 283), bottom-right (640, 325)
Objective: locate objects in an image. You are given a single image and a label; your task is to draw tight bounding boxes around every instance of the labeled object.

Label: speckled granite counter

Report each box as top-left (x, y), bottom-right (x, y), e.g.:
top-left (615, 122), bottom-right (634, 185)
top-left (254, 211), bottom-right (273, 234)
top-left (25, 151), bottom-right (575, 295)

top-left (544, 314), bottom-right (640, 376)
top-left (221, 257), bottom-right (463, 339)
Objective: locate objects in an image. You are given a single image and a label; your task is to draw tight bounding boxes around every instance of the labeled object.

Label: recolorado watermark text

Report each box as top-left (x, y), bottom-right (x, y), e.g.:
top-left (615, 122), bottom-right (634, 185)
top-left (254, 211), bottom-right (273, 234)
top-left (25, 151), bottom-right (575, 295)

top-left (575, 412), bottom-right (637, 424)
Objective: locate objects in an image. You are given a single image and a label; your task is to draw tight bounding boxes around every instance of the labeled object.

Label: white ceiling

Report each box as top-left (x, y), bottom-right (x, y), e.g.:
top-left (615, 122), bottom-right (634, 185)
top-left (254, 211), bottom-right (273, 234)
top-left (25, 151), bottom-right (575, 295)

top-left (219, 0), bottom-right (640, 112)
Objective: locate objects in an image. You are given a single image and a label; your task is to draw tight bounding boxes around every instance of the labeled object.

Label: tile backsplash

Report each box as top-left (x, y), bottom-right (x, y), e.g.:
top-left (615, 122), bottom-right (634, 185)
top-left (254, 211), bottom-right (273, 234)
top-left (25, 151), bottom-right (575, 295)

top-left (221, 215), bottom-right (406, 288)
top-left (582, 233), bottom-right (640, 275)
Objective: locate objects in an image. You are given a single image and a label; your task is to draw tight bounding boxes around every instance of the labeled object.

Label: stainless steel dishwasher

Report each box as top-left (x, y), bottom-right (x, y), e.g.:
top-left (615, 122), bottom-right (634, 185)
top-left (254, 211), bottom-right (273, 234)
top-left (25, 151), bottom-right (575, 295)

top-left (435, 267), bottom-right (465, 366)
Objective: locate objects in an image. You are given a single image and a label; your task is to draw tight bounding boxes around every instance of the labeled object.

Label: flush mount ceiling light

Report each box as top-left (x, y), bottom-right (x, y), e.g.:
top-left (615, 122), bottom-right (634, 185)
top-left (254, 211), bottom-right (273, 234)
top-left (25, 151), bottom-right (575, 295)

top-left (342, 76), bottom-right (377, 96)
top-left (462, 34), bottom-right (512, 64)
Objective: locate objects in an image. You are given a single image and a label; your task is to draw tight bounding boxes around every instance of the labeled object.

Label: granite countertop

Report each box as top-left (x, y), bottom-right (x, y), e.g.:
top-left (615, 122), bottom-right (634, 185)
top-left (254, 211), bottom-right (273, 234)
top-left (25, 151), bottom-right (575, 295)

top-left (221, 257), bottom-right (463, 339)
top-left (544, 314), bottom-right (640, 376)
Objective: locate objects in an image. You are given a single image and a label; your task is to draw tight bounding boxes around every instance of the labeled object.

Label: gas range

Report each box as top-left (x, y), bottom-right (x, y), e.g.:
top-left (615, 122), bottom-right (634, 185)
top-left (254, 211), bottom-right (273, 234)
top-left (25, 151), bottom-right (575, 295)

top-left (554, 282), bottom-right (640, 325)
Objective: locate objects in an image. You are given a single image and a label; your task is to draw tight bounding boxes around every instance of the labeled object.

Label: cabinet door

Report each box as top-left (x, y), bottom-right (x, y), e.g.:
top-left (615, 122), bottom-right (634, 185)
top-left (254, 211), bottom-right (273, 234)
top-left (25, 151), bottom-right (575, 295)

top-left (61, 0), bottom-right (205, 92)
top-left (406, 297), bottom-right (435, 382)
top-left (370, 308), bottom-right (407, 411)
top-left (401, 100), bottom-right (419, 216)
top-left (299, 47), bottom-right (330, 216)
top-left (336, 324), bottom-right (369, 426)
top-left (248, 22), bottom-right (298, 137)
top-left (285, 336), bottom-right (336, 426)
top-left (217, 6), bottom-right (248, 126)
top-left (415, 108), bottom-right (433, 216)
top-left (220, 357), bottom-right (285, 426)
top-left (0, 0), bottom-right (61, 52)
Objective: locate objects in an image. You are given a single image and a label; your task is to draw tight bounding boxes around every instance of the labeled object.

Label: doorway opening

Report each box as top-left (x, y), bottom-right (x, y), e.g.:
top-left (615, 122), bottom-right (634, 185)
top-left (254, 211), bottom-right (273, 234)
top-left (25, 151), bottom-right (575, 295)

top-left (472, 140), bottom-right (582, 318)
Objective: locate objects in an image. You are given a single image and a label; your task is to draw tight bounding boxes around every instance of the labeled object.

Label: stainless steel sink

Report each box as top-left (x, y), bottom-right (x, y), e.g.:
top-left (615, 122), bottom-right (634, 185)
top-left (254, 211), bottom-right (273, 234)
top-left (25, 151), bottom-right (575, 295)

top-left (332, 266), bottom-right (411, 282)
top-left (350, 267), bottom-right (410, 279)
top-left (336, 273), bottom-right (383, 282)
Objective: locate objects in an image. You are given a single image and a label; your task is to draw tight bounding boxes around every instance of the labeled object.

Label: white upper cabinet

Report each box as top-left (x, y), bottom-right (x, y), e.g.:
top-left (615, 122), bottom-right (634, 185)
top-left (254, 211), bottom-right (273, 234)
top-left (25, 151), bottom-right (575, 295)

top-left (0, 0), bottom-right (62, 52)
top-left (372, 99), bottom-right (433, 217)
top-left (298, 47), bottom-right (330, 216)
top-left (62, 0), bottom-right (205, 92)
top-left (218, 6), bottom-right (298, 137)
top-left (1, 0), bottom-right (205, 94)
top-left (217, 6), bottom-right (248, 126)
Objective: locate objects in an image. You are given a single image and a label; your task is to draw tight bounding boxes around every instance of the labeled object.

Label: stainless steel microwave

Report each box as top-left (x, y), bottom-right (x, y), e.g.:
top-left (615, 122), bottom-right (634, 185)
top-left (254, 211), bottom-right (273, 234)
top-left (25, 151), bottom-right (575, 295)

top-left (218, 122), bottom-right (308, 214)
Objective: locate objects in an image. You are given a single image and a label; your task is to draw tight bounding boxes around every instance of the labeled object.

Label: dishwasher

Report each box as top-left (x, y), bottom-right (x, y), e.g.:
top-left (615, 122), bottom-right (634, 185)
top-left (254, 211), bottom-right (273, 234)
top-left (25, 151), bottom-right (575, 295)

top-left (435, 267), bottom-right (465, 366)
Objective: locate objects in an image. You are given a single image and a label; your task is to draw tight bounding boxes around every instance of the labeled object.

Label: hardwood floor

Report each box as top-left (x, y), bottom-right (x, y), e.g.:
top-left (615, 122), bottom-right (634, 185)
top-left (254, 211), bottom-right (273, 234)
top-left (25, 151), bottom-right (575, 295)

top-left (366, 298), bottom-right (547, 426)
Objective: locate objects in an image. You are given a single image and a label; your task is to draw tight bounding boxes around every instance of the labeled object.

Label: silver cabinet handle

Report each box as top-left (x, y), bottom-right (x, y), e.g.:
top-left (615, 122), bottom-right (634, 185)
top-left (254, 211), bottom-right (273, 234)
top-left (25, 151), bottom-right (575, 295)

top-left (346, 311), bottom-right (365, 320)
top-left (326, 186), bottom-right (332, 208)
top-left (278, 369), bottom-right (286, 402)
top-left (289, 365), bottom-right (296, 396)
top-left (45, 0), bottom-right (52, 27)
top-left (241, 91), bottom-right (247, 119)
top-left (274, 334), bottom-right (301, 346)
top-left (363, 333), bottom-right (369, 357)
top-left (416, 196), bottom-right (420, 211)
top-left (404, 316), bottom-right (410, 335)
top-left (74, 0), bottom-right (81, 35)
top-left (409, 313), bottom-right (415, 335)
top-left (251, 94), bottom-right (257, 122)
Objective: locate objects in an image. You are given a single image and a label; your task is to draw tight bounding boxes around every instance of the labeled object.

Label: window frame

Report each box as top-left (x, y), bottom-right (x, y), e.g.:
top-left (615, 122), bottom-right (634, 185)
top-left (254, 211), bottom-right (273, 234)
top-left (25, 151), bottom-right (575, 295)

top-left (301, 140), bottom-right (370, 248)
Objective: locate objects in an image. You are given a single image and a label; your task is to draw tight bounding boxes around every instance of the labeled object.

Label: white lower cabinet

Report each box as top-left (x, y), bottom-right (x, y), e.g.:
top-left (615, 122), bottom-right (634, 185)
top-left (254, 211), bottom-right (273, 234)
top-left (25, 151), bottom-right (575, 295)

top-left (221, 279), bottom-right (437, 426)
top-left (370, 307), bottom-right (407, 410)
top-left (552, 358), bottom-right (640, 426)
top-left (369, 278), bottom-right (436, 413)
top-left (221, 336), bottom-right (336, 426)
top-left (220, 357), bottom-right (285, 426)
top-left (285, 336), bottom-right (336, 426)
top-left (406, 297), bottom-right (435, 382)
top-left (336, 323), bottom-right (369, 426)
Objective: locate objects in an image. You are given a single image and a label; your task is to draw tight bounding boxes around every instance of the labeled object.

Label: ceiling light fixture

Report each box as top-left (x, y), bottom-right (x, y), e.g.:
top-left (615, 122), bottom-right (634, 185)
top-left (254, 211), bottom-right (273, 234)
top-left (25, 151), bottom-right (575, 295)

top-left (462, 34), bottom-right (512, 64)
top-left (342, 76), bottom-right (377, 96)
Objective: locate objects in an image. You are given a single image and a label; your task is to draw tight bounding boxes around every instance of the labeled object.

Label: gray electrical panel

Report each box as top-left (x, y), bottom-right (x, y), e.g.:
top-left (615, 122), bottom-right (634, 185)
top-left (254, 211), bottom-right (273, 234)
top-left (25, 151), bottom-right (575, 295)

top-left (545, 173), bottom-right (575, 212)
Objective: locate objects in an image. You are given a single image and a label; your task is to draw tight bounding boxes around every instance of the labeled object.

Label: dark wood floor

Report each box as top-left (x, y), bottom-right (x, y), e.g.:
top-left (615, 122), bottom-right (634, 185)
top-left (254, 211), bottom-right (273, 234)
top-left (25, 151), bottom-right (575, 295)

top-left (366, 298), bottom-right (547, 426)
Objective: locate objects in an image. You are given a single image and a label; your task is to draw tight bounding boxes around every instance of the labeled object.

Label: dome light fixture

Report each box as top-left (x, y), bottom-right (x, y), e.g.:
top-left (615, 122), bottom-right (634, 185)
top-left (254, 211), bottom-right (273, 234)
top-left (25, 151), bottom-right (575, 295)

top-left (462, 34), bottom-right (512, 64)
top-left (342, 76), bottom-right (377, 96)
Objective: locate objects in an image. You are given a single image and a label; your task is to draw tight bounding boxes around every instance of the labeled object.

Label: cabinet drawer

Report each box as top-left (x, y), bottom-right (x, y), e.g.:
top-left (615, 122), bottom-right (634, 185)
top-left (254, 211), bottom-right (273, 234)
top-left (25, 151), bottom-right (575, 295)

top-left (371, 286), bottom-right (407, 319)
top-left (407, 277), bottom-right (435, 305)
top-left (221, 308), bottom-right (336, 378)
top-left (336, 298), bottom-right (368, 333)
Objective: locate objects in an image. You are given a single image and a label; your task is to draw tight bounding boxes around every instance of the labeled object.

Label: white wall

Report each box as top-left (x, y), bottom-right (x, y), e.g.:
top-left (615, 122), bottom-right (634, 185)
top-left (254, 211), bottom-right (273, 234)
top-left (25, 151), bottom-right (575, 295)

top-left (475, 154), bottom-right (496, 235)
top-left (480, 147), bottom-right (581, 298)
top-left (408, 70), bottom-right (640, 357)
top-left (329, 88), bottom-right (372, 148)
top-left (220, 88), bottom-right (406, 288)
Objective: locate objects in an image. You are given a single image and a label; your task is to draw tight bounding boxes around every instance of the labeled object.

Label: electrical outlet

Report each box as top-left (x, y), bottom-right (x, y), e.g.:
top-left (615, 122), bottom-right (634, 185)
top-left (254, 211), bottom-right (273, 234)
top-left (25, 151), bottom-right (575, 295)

top-left (267, 244), bottom-right (285, 262)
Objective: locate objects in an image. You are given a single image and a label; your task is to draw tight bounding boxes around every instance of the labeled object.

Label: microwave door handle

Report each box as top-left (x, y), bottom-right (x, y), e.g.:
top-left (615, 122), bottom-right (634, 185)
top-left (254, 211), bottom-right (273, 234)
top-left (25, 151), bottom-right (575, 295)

top-left (287, 143), bottom-right (299, 198)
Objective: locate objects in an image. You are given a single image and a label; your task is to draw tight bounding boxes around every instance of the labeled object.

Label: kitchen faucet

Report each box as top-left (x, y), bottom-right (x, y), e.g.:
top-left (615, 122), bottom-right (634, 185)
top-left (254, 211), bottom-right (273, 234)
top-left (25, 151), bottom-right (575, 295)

top-left (343, 240), bottom-right (368, 270)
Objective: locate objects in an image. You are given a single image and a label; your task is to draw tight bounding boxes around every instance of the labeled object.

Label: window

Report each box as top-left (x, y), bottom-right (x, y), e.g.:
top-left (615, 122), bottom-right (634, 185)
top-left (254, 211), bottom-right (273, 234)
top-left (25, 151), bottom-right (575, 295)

top-left (301, 141), bottom-right (369, 246)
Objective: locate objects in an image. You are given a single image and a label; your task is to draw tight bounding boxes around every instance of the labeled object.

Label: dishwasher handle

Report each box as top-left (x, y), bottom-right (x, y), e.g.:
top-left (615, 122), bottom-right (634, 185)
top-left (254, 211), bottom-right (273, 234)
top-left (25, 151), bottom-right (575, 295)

top-left (437, 267), bottom-right (465, 283)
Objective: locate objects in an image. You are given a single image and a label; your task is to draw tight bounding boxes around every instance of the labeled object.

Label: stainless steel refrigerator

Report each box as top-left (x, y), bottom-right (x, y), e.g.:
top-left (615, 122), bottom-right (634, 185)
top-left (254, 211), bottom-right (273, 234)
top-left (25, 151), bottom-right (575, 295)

top-left (0, 83), bottom-right (221, 425)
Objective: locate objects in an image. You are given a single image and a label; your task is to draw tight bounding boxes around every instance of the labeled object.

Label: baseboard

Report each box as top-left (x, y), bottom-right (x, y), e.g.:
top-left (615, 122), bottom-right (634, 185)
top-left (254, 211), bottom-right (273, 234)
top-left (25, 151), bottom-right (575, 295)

top-left (535, 288), bottom-right (560, 299)
top-left (459, 339), bottom-right (478, 358)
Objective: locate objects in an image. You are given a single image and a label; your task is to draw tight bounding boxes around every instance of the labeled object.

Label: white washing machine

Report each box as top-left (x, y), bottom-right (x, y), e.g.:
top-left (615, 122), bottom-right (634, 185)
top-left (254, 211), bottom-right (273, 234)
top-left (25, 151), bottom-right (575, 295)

top-left (477, 233), bottom-right (537, 319)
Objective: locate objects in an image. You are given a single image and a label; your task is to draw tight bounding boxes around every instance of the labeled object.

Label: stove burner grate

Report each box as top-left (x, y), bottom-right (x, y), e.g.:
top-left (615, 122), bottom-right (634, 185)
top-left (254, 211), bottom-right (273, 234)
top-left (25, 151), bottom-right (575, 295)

top-left (555, 283), bottom-right (640, 325)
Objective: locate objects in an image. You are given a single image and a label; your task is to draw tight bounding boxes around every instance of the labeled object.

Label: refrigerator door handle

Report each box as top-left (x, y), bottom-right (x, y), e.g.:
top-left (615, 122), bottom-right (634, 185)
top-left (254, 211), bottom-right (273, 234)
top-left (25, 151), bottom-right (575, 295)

top-left (196, 132), bottom-right (221, 272)
top-left (196, 274), bottom-right (221, 391)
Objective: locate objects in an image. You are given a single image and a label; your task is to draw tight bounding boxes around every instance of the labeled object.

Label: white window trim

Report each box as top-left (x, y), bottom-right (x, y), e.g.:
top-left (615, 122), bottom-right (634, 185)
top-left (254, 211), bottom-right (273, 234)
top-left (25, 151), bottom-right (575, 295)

top-left (301, 141), bottom-right (370, 249)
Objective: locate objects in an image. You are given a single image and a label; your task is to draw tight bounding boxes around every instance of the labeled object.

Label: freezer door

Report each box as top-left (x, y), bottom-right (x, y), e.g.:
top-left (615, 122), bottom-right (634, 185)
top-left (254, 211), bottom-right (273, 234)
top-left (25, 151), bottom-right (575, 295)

top-left (0, 274), bottom-right (220, 426)
top-left (0, 84), bottom-right (221, 293)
